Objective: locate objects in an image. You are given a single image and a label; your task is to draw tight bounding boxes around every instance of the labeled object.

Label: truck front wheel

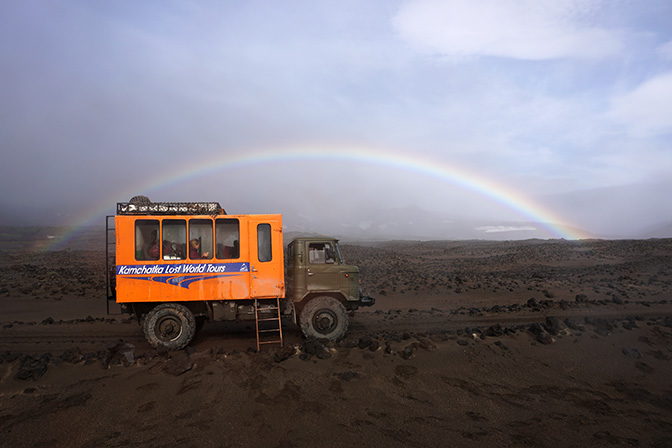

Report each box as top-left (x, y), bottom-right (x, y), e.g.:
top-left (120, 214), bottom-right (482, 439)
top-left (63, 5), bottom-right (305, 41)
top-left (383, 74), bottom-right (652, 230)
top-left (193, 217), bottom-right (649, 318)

top-left (143, 303), bottom-right (196, 350)
top-left (299, 296), bottom-right (349, 341)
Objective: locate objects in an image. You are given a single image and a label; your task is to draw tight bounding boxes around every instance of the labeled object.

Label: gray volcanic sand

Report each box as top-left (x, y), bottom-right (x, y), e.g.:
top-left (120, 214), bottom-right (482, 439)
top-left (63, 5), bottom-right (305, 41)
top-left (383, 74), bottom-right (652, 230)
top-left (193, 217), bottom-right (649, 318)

top-left (1, 233), bottom-right (672, 447)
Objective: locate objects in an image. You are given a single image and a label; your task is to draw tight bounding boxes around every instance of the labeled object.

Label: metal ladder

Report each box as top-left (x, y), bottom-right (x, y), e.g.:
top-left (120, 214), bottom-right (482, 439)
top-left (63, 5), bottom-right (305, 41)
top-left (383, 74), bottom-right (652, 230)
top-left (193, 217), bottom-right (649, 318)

top-left (254, 298), bottom-right (284, 351)
top-left (105, 215), bottom-right (120, 315)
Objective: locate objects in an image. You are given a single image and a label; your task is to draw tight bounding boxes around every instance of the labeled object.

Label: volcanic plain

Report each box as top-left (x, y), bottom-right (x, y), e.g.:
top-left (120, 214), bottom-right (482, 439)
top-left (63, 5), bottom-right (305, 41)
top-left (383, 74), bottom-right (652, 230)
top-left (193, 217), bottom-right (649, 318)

top-left (1, 228), bottom-right (672, 447)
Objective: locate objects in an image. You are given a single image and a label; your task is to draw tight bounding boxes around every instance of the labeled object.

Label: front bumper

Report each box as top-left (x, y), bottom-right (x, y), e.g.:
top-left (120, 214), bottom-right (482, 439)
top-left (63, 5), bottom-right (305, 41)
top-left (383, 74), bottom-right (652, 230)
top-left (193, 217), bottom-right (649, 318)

top-left (346, 294), bottom-right (375, 310)
top-left (358, 295), bottom-right (375, 307)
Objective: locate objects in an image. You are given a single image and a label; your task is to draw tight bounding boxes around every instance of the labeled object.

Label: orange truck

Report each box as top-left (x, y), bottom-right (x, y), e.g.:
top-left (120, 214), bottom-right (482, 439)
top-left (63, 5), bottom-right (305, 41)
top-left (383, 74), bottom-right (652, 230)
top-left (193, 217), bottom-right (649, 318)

top-left (106, 197), bottom-right (374, 350)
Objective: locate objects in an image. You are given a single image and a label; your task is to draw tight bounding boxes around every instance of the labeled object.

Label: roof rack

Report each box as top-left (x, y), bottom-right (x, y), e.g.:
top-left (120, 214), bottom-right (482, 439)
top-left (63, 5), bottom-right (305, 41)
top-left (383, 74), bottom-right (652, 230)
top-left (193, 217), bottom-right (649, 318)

top-left (116, 201), bottom-right (226, 216)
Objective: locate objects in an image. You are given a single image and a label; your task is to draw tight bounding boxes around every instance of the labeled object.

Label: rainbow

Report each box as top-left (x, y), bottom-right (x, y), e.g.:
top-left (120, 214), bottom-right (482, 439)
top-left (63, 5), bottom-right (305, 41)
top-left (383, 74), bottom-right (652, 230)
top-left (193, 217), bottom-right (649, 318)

top-left (45, 145), bottom-right (587, 249)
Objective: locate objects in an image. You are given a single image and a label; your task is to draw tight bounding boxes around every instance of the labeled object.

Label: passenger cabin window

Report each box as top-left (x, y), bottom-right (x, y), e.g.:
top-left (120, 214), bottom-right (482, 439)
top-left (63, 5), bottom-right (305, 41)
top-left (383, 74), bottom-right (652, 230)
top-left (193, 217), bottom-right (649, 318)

top-left (135, 220), bottom-right (159, 261)
top-left (257, 224), bottom-right (272, 262)
top-left (309, 242), bottom-right (336, 264)
top-left (189, 219), bottom-right (213, 260)
top-left (215, 219), bottom-right (240, 259)
top-left (162, 220), bottom-right (186, 260)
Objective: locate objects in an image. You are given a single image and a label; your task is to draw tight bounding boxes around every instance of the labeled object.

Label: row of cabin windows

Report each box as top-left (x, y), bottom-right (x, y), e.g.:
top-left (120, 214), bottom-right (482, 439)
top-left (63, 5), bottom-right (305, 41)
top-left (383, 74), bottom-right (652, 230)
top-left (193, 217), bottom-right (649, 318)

top-left (135, 218), bottom-right (269, 262)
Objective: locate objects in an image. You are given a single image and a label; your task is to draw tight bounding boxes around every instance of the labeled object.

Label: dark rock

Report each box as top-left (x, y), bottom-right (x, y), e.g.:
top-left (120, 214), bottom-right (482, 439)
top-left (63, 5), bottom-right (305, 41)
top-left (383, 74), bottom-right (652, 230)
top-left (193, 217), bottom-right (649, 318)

top-left (41, 317), bottom-right (55, 325)
top-left (58, 347), bottom-right (84, 364)
top-left (163, 352), bottom-right (193, 376)
top-left (333, 371), bottom-right (359, 381)
top-left (16, 354), bottom-right (49, 381)
top-left (575, 294), bottom-right (588, 303)
top-left (339, 337), bottom-right (359, 349)
top-left (399, 344), bottom-right (416, 359)
top-left (536, 331), bottom-right (554, 345)
top-left (416, 338), bottom-right (436, 351)
top-left (622, 348), bottom-right (643, 359)
top-left (357, 337), bottom-right (373, 350)
top-left (529, 322), bottom-right (547, 336)
top-left (102, 339), bottom-right (136, 367)
top-left (457, 339), bottom-right (469, 346)
top-left (273, 345), bottom-right (296, 363)
top-left (545, 317), bottom-right (567, 336)
top-left (586, 317), bottom-right (614, 336)
top-left (485, 324), bottom-right (504, 337)
top-left (209, 346), bottom-right (225, 359)
top-left (564, 317), bottom-right (584, 331)
top-left (302, 337), bottom-right (331, 359)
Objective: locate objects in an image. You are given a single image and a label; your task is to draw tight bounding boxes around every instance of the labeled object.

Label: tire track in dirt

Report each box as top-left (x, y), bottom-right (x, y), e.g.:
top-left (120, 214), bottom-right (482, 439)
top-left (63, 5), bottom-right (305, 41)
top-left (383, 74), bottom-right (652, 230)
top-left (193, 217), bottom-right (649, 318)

top-left (2, 302), bottom-right (671, 354)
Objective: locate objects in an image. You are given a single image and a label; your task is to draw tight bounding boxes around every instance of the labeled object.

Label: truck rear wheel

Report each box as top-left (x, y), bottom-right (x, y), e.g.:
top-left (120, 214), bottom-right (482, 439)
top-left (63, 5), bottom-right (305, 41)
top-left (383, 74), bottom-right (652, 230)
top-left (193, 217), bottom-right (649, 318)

top-left (299, 296), bottom-right (349, 342)
top-left (143, 303), bottom-right (196, 350)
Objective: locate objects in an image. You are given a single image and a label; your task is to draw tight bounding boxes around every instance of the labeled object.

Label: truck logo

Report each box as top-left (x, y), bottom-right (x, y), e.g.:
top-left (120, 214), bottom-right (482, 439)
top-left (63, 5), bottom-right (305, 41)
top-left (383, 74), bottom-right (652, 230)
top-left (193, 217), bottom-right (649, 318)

top-left (127, 273), bottom-right (243, 289)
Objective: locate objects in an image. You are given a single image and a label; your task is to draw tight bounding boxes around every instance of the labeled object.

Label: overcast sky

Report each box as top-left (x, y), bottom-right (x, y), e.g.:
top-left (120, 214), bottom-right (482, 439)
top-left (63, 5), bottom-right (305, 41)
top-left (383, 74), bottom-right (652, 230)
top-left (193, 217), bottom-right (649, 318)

top-left (1, 0), bottom-right (671, 237)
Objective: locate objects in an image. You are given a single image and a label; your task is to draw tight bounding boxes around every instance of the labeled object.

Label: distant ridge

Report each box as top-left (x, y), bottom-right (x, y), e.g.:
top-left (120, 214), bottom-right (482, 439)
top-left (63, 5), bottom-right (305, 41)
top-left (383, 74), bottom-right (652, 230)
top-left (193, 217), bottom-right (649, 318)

top-left (282, 205), bottom-right (598, 241)
top-left (640, 222), bottom-right (672, 239)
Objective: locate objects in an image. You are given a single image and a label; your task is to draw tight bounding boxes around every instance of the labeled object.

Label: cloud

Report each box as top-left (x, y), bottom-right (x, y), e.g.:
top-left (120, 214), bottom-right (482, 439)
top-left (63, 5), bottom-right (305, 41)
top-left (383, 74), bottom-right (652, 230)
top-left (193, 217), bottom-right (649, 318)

top-left (393, 0), bottom-right (622, 60)
top-left (610, 72), bottom-right (672, 137)
top-left (657, 40), bottom-right (672, 60)
top-left (476, 225), bottom-right (537, 233)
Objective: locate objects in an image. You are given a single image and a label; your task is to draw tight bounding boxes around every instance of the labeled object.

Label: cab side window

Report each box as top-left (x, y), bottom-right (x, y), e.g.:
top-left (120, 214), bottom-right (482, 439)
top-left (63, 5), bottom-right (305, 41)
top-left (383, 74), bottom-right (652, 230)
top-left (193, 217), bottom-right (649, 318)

top-left (135, 220), bottom-right (159, 261)
top-left (215, 219), bottom-right (240, 259)
top-left (162, 220), bottom-right (187, 260)
top-left (309, 242), bottom-right (336, 264)
top-left (189, 219), bottom-right (213, 260)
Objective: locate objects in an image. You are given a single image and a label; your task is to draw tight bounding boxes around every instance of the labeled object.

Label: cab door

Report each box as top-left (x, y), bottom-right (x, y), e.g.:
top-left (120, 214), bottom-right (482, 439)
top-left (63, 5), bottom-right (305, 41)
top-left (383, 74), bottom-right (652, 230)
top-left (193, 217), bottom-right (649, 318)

top-left (248, 216), bottom-right (285, 298)
top-left (305, 240), bottom-right (342, 292)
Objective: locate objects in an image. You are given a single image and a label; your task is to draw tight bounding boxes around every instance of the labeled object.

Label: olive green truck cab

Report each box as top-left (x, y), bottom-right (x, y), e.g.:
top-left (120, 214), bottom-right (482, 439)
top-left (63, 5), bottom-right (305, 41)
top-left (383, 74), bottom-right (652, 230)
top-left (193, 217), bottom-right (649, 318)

top-left (287, 237), bottom-right (375, 341)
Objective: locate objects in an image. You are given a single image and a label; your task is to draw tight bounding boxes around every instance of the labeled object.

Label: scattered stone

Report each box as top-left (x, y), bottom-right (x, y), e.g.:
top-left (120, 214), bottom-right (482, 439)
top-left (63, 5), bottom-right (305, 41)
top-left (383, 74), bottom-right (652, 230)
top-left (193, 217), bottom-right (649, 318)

top-left (302, 337), bottom-right (331, 360)
top-left (586, 317), bottom-right (614, 336)
top-left (163, 352), bottom-right (194, 376)
top-left (536, 331), bottom-right (554, 345)
top-left (102, 339), bottom-right (136, 368)
top-left (339, 337), bottom-right (359, 349)
top-left (57, 347), bottom-right (84, 364)
top-left (622, 348), bottom-right (643, 359)
top-left (357, 337), bottom-right (373, 350)
top-left (528, 322), bottom-right (546, 336)
top-left (564, 317), bottom-right (585, 332)
top-left (273, 345), bottom-right (296, 363)
top-left (485, 323), bottom-right (504, 337)
top-left (333, 371), bottom-right (359, 382)
top-left (399, 344), bottom-right (417, 360)
top-left (416, 338), bottom-right (436, 351)
top-left (16, 354), bottom-right (50, 381)
top-left (209, 346), bottom-right (226, 360)
top-left (545, 317), bottom-right (568, 336)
